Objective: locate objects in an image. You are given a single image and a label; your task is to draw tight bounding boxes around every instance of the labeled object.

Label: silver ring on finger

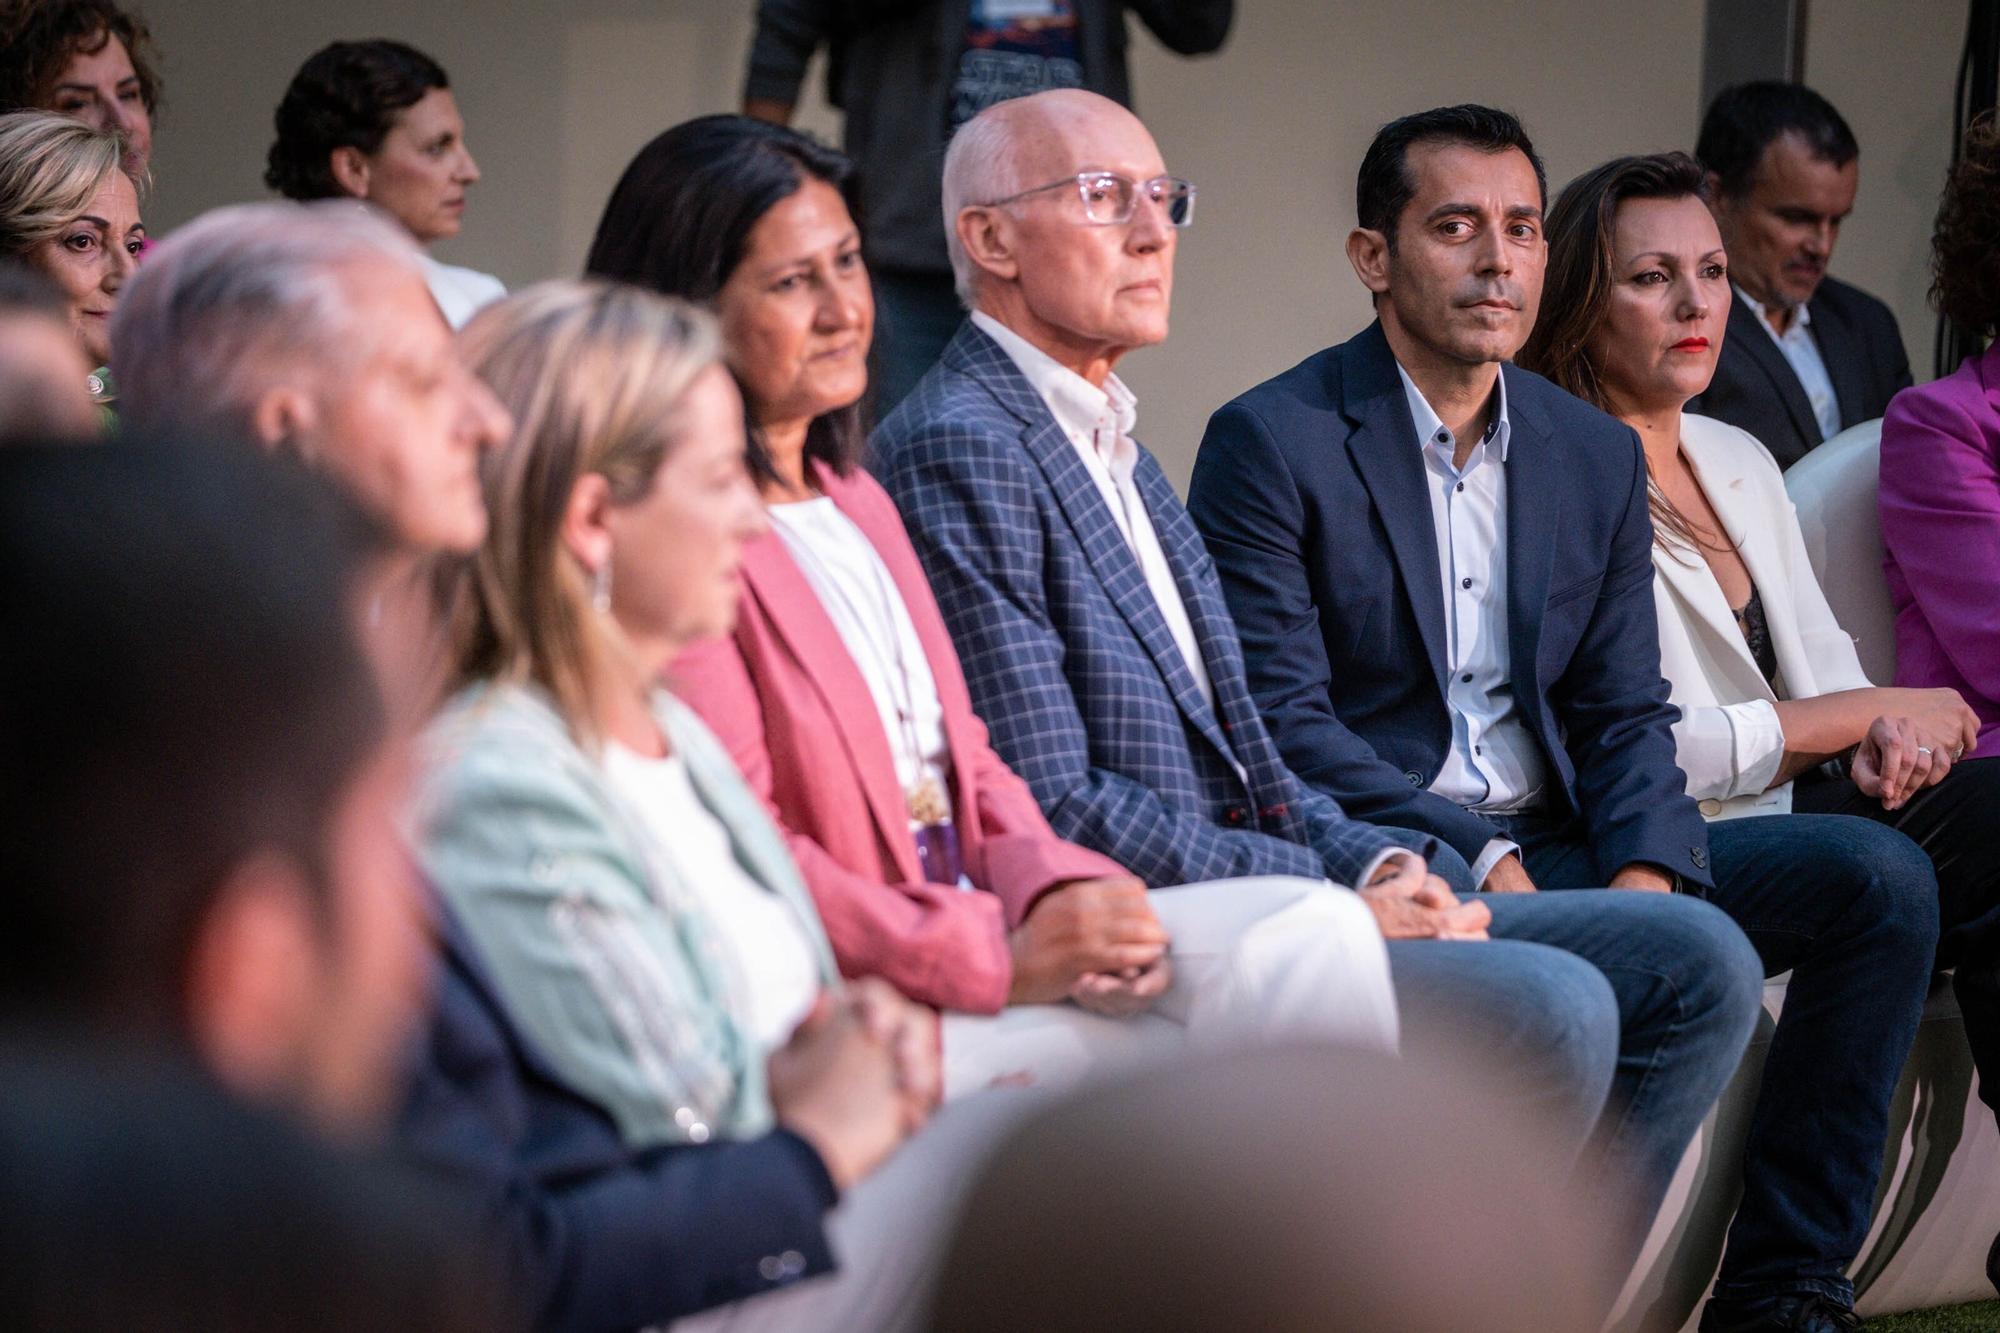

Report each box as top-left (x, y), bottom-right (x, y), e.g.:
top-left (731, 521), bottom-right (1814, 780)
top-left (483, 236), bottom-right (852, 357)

top-left (1917, 746), bottom-right (1934, 756)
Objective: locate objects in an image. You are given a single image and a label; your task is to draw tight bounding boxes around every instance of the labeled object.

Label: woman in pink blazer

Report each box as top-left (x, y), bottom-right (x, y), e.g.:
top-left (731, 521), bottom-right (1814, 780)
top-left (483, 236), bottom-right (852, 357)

top-left (595, 116), bottom-right (1400, 1097)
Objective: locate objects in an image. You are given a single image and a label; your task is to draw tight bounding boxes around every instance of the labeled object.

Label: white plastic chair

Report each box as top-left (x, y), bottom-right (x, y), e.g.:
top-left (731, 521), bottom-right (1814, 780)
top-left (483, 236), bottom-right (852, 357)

top-left (1784, 419), bottom-right (1896, 686)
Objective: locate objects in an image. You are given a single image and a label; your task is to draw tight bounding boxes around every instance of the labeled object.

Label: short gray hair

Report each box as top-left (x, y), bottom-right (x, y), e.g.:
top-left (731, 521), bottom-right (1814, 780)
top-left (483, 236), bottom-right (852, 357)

top-left (111, 200), bottom-right (426, 441)
top-left (941, 107), bottom-right (1027, 309)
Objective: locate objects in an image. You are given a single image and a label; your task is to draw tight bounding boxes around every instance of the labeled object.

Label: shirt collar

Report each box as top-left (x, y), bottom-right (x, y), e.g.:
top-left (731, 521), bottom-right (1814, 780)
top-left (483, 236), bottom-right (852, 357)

top-left (1394, 362), bottom-right (1510, 464)
top-left (971, 309), bottom-right (1138, 450)
top-left (1734, 282), bottom-right (1811, 334)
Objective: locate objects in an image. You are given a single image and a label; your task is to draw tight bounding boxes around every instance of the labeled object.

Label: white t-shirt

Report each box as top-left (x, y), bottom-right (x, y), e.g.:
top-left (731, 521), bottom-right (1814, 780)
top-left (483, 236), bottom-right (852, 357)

top-left (769, 496), bottom-right (954, 826)
top-left (603, 743), bottom-right (820, 1052)
top-left (421, 255), bottom-right (507, 330)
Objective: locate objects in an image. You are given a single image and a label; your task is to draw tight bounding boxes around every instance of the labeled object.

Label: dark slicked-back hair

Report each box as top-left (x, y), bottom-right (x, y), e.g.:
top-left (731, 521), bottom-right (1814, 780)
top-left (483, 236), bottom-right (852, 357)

top-left (265, 39), bottom-right (448, 201)
top-left (0, 0), bottom-right (162, 117)
top-left (1356, 103), bottom-right (1546, 246)
top-left (584, 113), bottom-right (865, 483)
top-left (0, 439), bottom-right (383, 1032)
top-left (1696, 81), bottom-right (1858, 199)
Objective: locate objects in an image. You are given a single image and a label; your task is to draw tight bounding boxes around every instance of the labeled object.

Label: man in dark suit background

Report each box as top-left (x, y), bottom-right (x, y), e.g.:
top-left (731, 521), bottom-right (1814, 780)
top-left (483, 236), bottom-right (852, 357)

top-left (1688, 81), bottom-right (1912, 467)
top-left (1189, 104), bottom-right (1939, 1333)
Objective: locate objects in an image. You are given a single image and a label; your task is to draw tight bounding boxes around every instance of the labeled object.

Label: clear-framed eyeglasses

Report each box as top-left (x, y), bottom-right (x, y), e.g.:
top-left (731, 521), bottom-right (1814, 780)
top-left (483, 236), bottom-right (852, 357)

top-left (981, 171), bottom-right (1197, 228)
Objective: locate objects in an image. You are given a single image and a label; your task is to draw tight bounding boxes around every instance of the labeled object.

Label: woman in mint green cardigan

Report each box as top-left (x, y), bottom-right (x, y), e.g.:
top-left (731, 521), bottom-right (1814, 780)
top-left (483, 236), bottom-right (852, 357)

top-left (414, 280), bottom-right (939, 1167)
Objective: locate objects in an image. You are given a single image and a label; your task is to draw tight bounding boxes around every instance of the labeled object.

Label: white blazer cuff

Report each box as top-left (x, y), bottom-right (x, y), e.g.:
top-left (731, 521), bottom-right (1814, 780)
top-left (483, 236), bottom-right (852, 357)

top-left (1673, 700), bottom-right (1786, 800)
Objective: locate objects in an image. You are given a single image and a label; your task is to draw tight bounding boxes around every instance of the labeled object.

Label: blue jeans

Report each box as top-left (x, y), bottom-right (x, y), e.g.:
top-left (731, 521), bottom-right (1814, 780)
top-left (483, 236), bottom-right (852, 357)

top-left (1505, 812), bottom-right (1940, 1308)
top-left (1385, 887), bottom-right (1763, 1276)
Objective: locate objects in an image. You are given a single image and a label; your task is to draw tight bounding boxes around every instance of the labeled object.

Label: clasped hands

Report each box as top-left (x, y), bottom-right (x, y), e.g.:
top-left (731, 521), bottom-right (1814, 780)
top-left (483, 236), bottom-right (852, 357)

top-left (1008, 875), bottom-right (1172, 1016)
top-left (1852, 689), bottom-right (1981, 812)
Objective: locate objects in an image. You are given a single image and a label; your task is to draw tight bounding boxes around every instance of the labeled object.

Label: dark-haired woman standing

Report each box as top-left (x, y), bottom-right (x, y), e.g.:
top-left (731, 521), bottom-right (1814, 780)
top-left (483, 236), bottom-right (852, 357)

top-left (265, 39), bottom-right (501, 327)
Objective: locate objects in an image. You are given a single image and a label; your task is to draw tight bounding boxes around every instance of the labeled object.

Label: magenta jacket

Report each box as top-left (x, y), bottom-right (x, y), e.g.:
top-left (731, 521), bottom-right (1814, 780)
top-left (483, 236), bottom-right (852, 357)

top-left (671, 462), bottom-right (1123, 1015)
top-left (1880, 342), bottom-right (2000, 758)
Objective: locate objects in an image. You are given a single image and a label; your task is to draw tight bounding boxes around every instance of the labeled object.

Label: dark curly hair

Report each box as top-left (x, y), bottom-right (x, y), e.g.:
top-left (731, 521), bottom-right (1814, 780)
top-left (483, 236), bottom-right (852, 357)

top-left (264, 40), bottom-right (447, 201)
top-left (0, 0), bottom-right (161, 117)
top-left (1930, 117), bottom-right (2000, 339)
top-left (585, 114), bottom-right (868, 483)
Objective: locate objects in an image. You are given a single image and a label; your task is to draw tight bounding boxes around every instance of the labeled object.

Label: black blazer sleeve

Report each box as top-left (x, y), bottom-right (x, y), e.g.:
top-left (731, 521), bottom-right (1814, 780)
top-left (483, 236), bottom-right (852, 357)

top-left (1190, 399), bottom-right (1505, 864)
top-left (1550, 427), bottom-right (1713, 887)
top-left (1125, 0), bottom-right (1235, 53)
top-left (399, 946), bottom-right (838, 1333)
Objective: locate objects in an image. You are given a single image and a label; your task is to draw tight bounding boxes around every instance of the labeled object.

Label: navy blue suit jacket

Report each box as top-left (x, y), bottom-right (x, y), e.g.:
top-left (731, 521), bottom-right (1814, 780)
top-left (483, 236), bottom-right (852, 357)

top-left (871, 321), bottom-right (1437, 892)
top-left (396, 907), bottom-right (838, 1332)
top-left (1186, 322), bottom-right (1712, 887)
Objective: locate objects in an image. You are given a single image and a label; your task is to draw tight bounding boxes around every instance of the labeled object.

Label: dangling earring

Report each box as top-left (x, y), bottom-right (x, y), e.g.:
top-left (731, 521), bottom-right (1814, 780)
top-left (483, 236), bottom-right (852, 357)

top-left (591, 560), bottom-right (612, 615)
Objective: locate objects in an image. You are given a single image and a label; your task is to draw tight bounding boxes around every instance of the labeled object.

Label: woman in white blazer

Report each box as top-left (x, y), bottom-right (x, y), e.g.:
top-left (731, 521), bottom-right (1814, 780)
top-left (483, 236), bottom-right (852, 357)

top-left (1523, 149), bottom-right (2000, 1320)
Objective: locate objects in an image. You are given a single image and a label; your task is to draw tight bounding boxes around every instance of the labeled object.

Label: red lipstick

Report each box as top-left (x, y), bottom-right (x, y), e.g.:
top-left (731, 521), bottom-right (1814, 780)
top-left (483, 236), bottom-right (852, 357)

top-left (1671, 337), bottom-right (1710, 352)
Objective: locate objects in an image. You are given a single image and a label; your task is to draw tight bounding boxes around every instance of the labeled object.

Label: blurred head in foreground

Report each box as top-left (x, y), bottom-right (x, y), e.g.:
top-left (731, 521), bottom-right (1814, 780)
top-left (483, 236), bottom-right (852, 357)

top-left (0, 257), bottom-right (95, 437)
top-left (0, 440), bottom-right (429, 1137)
top-left (112, 199), bottom-right (509, 559)
top-left (932, 1042), bottom-right (1618, 1332)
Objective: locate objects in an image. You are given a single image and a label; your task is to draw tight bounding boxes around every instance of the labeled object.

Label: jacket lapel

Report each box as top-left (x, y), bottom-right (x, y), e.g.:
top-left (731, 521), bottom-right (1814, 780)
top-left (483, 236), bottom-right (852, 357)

top-left (1727, 297), bottom-right (1821, 446)
top-left (954, 323), bottom-right (1236, 756)
top-left (1501, 371), bottom-right (1556, 694)
top-left (737, 530), bottom-right (924, 884)
top-left (1805, 287), bottom-right (1866, 430)
top-left (1672, 418), bottom-right (1798, 701)
top-left (1341, 324), bottom-right (1449, 700)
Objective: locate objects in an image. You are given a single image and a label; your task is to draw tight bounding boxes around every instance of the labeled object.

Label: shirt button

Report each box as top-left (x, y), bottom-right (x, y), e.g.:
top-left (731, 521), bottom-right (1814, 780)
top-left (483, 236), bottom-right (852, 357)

top-left (1461, 673), bottom-right (1473, 683)
top-left (1461, 577), bottom-right (1473, 589)
top-left (759, 1256), bottom-right (786, 1282)
top-left (1455, 482), bottom-right (1465, 493)
top-left (1698, 799), bottom-right (1723, 817)
top-left (1690, 847), bottom-right (1709, 870)
top-left (1404, 771), bottom-right (1422, 786)
top-left (781, 1251), bottom-right (807, 1277)
top-left (1474, 744), bottom-right (1483, 755)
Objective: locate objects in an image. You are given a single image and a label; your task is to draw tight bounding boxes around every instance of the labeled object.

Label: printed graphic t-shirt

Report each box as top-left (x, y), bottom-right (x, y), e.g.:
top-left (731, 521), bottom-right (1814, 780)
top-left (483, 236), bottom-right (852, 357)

top-left (949, 0), bottom-right (1083, 131)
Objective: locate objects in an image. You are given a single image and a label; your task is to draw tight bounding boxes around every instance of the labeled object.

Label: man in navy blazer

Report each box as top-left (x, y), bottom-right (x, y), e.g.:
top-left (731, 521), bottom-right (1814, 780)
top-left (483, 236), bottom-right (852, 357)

top-left (874, 89), bottom-right (1761, 1277)
top-left (1191, 104), bottom-right (1717, 900)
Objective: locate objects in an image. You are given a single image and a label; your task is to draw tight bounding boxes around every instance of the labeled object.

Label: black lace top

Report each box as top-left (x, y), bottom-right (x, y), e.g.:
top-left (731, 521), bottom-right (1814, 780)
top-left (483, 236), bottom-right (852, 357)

top-left (1732, 585), bottom-right (1778, 686)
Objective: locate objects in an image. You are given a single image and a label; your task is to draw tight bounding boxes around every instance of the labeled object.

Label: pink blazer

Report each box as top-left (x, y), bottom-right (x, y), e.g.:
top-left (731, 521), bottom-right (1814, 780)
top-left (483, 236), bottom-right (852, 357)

top-left (671, 462), bottom-right (1122, 1014)
top-left (1880, 343), bottom-right (2000, 759)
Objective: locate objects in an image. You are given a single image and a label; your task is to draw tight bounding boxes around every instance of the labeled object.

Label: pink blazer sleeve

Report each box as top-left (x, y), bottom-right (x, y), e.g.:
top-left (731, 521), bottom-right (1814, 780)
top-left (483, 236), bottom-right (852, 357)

top-left (1880, 383), bottom-right (2000, 703)
top-left (670, 633), bottom-right (1016, 1015)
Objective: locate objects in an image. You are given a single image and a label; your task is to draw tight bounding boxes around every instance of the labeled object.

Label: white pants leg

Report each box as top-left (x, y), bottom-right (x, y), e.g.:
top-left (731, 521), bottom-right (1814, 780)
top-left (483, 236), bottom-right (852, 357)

top-left (942, 875), bottom-right (1396, 1100)
top-left (666, 1086), bottom-right (1040, 1333)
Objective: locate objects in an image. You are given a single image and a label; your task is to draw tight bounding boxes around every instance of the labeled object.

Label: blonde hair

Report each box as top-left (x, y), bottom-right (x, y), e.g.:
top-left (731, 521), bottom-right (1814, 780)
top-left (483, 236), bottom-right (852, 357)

top-left (450, 279), bottom-right (721, 746)
top-left (0, 110), bottom-right (125, 256)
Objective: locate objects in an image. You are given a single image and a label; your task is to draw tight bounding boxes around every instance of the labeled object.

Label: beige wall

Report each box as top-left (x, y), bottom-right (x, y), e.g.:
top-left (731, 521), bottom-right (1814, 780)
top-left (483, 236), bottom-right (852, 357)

top-left (1804, 0), bottom-right (1964, 384)
top-left (143, 0), bottom-right (1962, 487)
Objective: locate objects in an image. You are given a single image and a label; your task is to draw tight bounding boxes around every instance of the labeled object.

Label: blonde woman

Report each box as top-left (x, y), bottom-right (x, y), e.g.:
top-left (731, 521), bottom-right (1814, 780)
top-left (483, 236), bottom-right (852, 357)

top-left (0, 110), bottom-right (139, 419)
top-left (419, 280), bottom-right (1016, 1332)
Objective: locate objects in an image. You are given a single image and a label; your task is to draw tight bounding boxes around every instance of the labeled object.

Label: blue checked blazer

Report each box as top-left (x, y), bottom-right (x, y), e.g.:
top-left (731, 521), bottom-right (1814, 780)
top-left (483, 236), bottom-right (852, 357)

top-left (869, 321), bottom-right (1437, 890)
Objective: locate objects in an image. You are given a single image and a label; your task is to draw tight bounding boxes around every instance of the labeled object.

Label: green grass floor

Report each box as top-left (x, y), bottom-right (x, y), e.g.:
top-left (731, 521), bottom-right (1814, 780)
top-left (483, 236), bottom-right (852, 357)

top-left (1863, 1299), bottom-right (2000, 1330)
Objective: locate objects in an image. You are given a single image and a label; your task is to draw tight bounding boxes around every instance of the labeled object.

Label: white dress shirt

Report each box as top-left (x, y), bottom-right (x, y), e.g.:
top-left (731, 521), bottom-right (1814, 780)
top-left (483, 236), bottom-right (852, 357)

top-left (769, 495), bottom-right (955, 826)
top-left (1736, 284), bottom-right (1842, 442)
top-left (420, 254), bottom-right (507, 330)
top-left (603, 743), bottom-right (822, 1052)
top-left (1397, 366), bottom-right (1550, 887)
top-left (972, 311), bottom-right (1220, 715)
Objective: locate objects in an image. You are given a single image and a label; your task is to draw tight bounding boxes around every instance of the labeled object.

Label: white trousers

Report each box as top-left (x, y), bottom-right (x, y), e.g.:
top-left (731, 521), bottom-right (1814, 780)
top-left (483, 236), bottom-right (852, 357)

top-left (670, 876), bottom-right (1396, 1333)
top-left (941, 874), bottom-right (1398, 1099)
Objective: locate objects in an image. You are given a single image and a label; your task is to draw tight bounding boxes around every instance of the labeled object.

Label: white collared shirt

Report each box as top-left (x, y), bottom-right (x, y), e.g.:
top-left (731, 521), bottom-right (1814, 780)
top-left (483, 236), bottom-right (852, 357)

top-left (1397, 365), bottom-right (1550, 886)
top-left (1735, 284), bottom-right (1842, 442)
top-left (971, 310), bottom-right (1219, 715)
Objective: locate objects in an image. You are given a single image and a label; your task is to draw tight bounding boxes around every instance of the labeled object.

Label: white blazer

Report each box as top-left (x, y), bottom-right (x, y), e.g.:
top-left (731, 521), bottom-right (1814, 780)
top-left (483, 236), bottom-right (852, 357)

top-left (1652, 414), bottom-right (1873, 819)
